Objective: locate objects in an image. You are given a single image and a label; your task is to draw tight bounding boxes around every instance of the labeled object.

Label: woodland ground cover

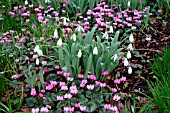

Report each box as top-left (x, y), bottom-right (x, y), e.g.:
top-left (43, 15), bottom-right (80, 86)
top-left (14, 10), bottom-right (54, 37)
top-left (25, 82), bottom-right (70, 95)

top-left (0, 0), bottom-right (170, 113)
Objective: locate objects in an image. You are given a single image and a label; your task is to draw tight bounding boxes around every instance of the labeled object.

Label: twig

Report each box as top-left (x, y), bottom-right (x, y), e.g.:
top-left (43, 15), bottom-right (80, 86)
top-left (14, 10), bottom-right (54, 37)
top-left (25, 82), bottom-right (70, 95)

top-left (134, 49), bottom-right (162, 54)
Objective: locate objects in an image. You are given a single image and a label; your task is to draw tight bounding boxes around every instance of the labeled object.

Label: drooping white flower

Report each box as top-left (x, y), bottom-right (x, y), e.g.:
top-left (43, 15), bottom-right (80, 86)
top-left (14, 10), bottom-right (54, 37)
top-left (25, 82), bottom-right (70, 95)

top-left (75, 26), bottom-right (85, 32)
top-left (45, 0), bottom-right (51, 3)
top-left (57, 38), bottom-right (63, 46)
top-left (37, 49), bottom-right (43, 56)
top-left (129, 34), bottom-right (134, 43)
top-left (128, 1), bottom-right (130, 7)
top-left (54, 29), bottom-right (58, 38)
top-left (124, 58), bottom-right (129, 67)
top-left (34, 45), bottom-right (40, 53)
top-left (60, 17), bottom-right (69, 25)
top-left (127, 51), bottom-right (131, 59)
top-left (25, 0), bottom-right (28, 5)
top-left (128, 66), bottom-right (132, 74)
top-left (93, 46), bottom-right (98, 55)
top-left (36, 58), bottom-right (39, 65)
top-left (71, 34), bottom-right (76, 41)
top-left (112, 54), bottom-right (118, 61)
top-left (103, 31), bottom-right (109, 39)
top-left (77, 50), bottom-right (82, 58)
top-left (109, 26), bottom-right (113, 33)
top-left (127, 43), bottom-right (133, 50)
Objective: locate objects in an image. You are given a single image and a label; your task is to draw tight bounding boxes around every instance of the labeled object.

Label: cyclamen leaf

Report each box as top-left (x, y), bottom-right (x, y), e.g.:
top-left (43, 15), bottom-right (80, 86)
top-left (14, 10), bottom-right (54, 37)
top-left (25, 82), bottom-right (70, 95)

top-left (86, 101), bottom-right (98, 112)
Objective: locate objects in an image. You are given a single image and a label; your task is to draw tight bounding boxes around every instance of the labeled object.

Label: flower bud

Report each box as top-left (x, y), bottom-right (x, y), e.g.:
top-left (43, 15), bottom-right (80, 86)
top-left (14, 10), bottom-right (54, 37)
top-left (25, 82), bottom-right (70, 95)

top-left (124, 58), bottom-right (128, 67)
top-left (93, 46), bottom-right (98, 55)
top-left (129, 34), bottom-right (134, 43)
top-left (128, 66), bottom-right (132, 74)
top-left (127, 51), bottom-right (131, 59)
top-left (57, 38), bottom-right (62, 46)
top-left (77, 50), bottom-right (82, 58)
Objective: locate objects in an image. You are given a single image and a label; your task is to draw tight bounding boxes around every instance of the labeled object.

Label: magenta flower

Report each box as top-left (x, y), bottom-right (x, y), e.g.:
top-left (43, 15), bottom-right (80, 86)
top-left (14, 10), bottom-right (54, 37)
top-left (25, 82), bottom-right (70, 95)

top-left (12, 74), bottom-right (21, 79)
top-left (68, 107), bottom-right (75, 112)
top-left (114, 79), bottom-right (120, 84)
top-left (46, 105), bottom-right (51, 109)
top-left (63, 72), bottom-right (70, 77)
top-left (26, 84), bottom-right (30, 88)
top-left (60, 85), bottom-right (68, 91)
top-left (50, 80), bottom-right (57, 87)
top-left (78, 74), bottom-right (84, 79)
top-left (81, 80), bottom-right (87, 84)
top-left (55, 65), bottom-right (60, 69)
top-left (102, 71), bottom-right (109, 76)
top-left (67, 77), bottom-right (74, 82)
top-left (95, 81), bottom-right (101, 86)
top-left (110, 106), bottom-right (118, 113)
top-left (41, 89), bottom-right (45, 93)
top-left (118, 103), bottom-right (124, 110)
top-left (15, 59), bottom-right (20, 63)
top-left (59, 82), bottom-right (66, 87)
top-left (119, 77), bottom-right (126, 82)
top-left (30, 88), bottom-right (36, 96)
top-left (80, 106), bottom-right (86, 112)
top-left (104, 104), bottom-right (111, 110)
top-left (112, 88), bottom-right (117, 93)
top-left (42, 61), bottom-right (47, 65)
top-left (46, 84), bottom-right (53, 90)
top-left (100, 83), bottom-right (106, 88)
top-left (75, 103), bottom-right (81, 108)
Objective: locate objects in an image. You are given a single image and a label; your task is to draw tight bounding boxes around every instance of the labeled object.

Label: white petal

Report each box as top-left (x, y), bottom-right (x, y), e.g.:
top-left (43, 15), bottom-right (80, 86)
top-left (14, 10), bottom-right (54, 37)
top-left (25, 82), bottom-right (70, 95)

top-left (128, 67), bottom-right (132, 74)
top-left (57, 38), bottom-right (62, 46)
top-left (77, 50), bottom-right (82, 58)
top-left (93, 47), bottom-right (98, 55)
top-left (36, 58), bottom-right (39, 65)
top-left (124, 58), bottom-right (129, 66)
top-left (127, 51), bottom-right (131, 59)
top-left (129, 34), bottom-right (134, 43)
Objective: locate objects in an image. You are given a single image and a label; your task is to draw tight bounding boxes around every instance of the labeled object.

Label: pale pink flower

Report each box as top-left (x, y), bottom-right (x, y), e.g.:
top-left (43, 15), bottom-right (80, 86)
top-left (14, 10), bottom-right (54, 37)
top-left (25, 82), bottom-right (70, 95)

top-left (112, 88), bottom-right (117, 93)
top-left (30, 88), bottom-right (36, 96)
top-left (42, 61), bottom-right (47, 65)
top-left (61, 85), bottom-right (68, 91)
top-left (63, 72), bottom-right (70, 77)
top-left (95, 81), bottom-right (101, 86)
top-left (104, 104), bottom-right (111, 110)
top-left (75, 103), bottom-right (81, 108)
top-left (87, 85), bottom-right (94, 90)
top-left (118, 103), bottom-right (124, 110)
top-left (80, 106), bottom-right (86, 112)
top-left (81, 80), bottom-right (87, 84)
top-left (68, 107), bottom-right (74, 112)
top-left (12, 74), bottom-right (21, 79)
top-left (59, 82), bottom-right (65, 87)
top-left (110, 106), bottom-right (118, 113)
top-left (100, 83), bottom-right (106, 88)
top-left (113, 95), bottom-right (121, 101)
top-left (57, 96), bottom-right (63, 101)
top-left (15, 59), bottom-right (20, 62)
top-left (114, 79), bottom-right (120, 84)
top-left (67, 77), bottom-right (74, 82)
top-left (78, 74), bottom-right (84, 79)
top-left (46, 105), bottom-right (51, 109)
top-left (32, 108), bottom-right (39, 113)
top-left (41, 89), bottom-right (45, 93)
top-left (40, 107), bottom-right (49, 113)
top-left (102, 71), bottom-right (109, 76)
top-left (119, 76), bottom-right (126, 82)
top-left (64, 93), bottom-right (72, 99)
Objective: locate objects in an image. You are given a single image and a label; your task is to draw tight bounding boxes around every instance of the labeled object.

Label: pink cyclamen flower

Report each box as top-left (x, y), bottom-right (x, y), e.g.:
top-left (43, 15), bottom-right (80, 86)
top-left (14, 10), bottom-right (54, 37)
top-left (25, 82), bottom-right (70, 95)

top-left (113, 95), bottom-right (121, 101)
top-left (50, 80), bottom-right (57, 87)
top-left (41, 89), bottom-right (46, 93)
top-left (68, 107), bottom-right (75, 112)
top-left (46, 84), bottom-right (53, 90)
top-left (80, 106), bottom-right (86, 112)
top-left (60, 85), bottom-right (68, 91)
top-left (104, 104), bottom-right (111, 110)
top-left (118, 103), bottom-right (124, 110)
top-left (64, 93), bottom-right (72, 99)
top-left (63, 72), bottom-right (70, 77)
top-left (78, 74), bottom-right (84, 79)
top-left (57, 96), bottom-right (63, 101)
top-left (112, 88), bottom-right (117, 93)
top-left (42, 61), bottom-right (47, 65)
top-left (46, 105), bottom-right (51, 109)
top-left (87, 85), bottom-right (94, 90)
top-left (12, 74), bottom-right (21, 79)
top-left (55, 65), bottom-right (60, 69)
top-left (67, 77), bottom-right (74, 82)
top-left (75, 103), bottom-right (81, 108)
top-left (26, 84), bottom-right (30, 88)
top-left (95, 81), bottom-right (101, 86)
top-left (114, 79), bottom-right (120, 84)
top-left (30, 88), bottom-right (36, 96)
top-left (15, 59), bottom-right (20, 62)
top-left (59, 82), bottom-right (65, 87)
top-left (81, 80), bottom-right (87, 84)
top-left (31, 108), bottom-right (39, 113)
top-left (100, 83), bottom-right (106, 88)
top-left (40, 107), bottom-right (49, 113)
top-left (119, 76), bottom-right (126, 82)
top-left (102, 71), bottom-right (109, 76)
top-left (110, 106), bottom-right (118, 113)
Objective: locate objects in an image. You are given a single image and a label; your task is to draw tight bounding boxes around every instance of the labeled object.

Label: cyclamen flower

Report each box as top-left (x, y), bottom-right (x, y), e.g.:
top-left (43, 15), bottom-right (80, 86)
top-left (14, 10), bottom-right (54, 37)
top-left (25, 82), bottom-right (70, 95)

top-left (50, 80), bottom-right (57, 87)
top-left (87, 75), bottom-right (96, 80)
top-left (87, 85), bottom-right (94, 90)
top-left (12, 74), bottom-right (21, 79)
top-left (67, 77), bottom-right (74, 82)
top-left (95, 81), bottom-right (101, 86)
top-left (80, 106), bottom-right (86, 112)
top-left (63, 72), bottom-right (70, 77)
top-left (100, 83), bottom-right (106, 88)
top-left (68, 107), bottom-right (74, 112)
top-left (120, 76), bottom-right (126, 82)
top-left (46, 84), bottom-right (53, 90)
top-left (112, 88), bottom-right (117, 93)
top-left (60, 85), bottom-right (68, 91)
top-left (57, 96), bottom-right (63, 101)
top-left (32, 108), bottom-right (39, 113)
top-left (102, 71), bottom-right (109, 76)
top-left (113, 95), bottom-right (121, 101)
top-left (104, 104), bottom-right (111, 110)
top-left (40, 107), bottom-right (49, 113)
top-left (114, 79), bottom-right (120, 84)
top-left (75, 103), bottom-right (81, 108)
top-left (59, 82), bottom-right (65, 87)
top-left (42, 61), bottom-right (47, 65)
top-left (54, 29), bottom-right (58, 38)
top-left (110, 106), bottom-right (119, 113)
top-left (81, 80), bottom-right (87, 84)
top-left (64, 93), bottom-right (72, 99)
top-left (78, 74), bottom-right (84, 79)
top-left (30, 88), bottom-right (36, 96)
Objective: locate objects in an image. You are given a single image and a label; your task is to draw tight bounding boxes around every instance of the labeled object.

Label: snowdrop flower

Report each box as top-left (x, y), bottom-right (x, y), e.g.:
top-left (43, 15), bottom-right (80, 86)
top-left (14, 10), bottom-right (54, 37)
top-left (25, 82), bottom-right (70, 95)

top-left (103, 31), bottom-right (109, 39)
top-left (127, 43), bottom-right (133, 50)
top-left (71, 34), bottom-right (76, 41)
top-left (45, 0), bottom-right (50, 3)
top-left (54, 29), bottom-right (58, 38)
top-left (124, 58), bottom-right (129, 67)
top-left (112, 54), bottom-right (118, 61)
top-left (129, 34), bottom-right (134, 43)
top-left (77, 50), bottom-right (82, 58)
top-left (25, 0), bottom-right (28, 5)
top-left (36, 58), bottom-right (39, 65)
top-left (109, 26), bottom-right (113, 33)
top-left (93, 46), bottom-right (98, 55)
top-left (75, 26), bottom-right (84, 32)
top-left (34, 45), bottom-right (43, 56)
top-left (127, 51), bottom-right (131, 59)
top-left (128, 1), bottom-right (130, 7)
top-left (128, 66), bottom-right (132, 74)
top-left (60, 17), bottom-right (69, 25)
top-left (32, 108), bottom-right (39, 113)
top-left (57, 38), bottom-right (62, 46)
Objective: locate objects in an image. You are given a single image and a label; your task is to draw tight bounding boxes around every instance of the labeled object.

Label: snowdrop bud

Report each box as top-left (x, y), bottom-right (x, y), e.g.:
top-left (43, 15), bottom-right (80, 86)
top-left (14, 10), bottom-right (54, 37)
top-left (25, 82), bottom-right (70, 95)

top-left (54, 29), bottom-right (58, 38)
top-left (37, 49), bottom-right (43, 56)
top-left (124, 58), bottom-right (129, 67)
top-left (25, 0), bottom-right (28, 5)
top-left (128, 66), bottom-right (132, 74)
top-left (129, 34), bottom-right (134, 43)
top-left (34, 45), bottom-right (40, 53)
top-left (93, 46), bottom-right (98, 55)
top-left (127, 51), bottom-right (131, 59)
top-left (36, 58), bottom-right (39, 65)
top-left (71, 34), bottom-right (76, 41)
top-left (77, 50), bottom-right (82, 58)
top-left (128, 1), bottom-right (130, 7)
top-left (127, 43), bottom-right (133, 50)
top-left (57, 38), bottom-right (62, 46)
top-left (109, 26), bottom-right (113, 33)
top-left (112, 54), bottom-right (118, 61)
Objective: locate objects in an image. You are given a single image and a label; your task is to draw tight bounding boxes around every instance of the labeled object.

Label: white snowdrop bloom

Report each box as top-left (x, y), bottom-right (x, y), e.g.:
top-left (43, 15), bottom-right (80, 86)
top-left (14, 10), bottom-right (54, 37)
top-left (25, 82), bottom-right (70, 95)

top-left (129, 34), bottom-right (134, 43)
top-left (45, 0), bottom-right (51, 3)
top-left (54, 29), bottom-right (58, 38)
top-left (124, 58), bottom-right (129, 67)
top-left (127, 43), bottom-right (133, 50)
top-left (128, 1), bottom-right (130, 7)
top-left (25, 0), bottom-right (28, 5)
top-left (75, 26), bottom-right (85, 32)
top-left (34, 45), bottom-right (40, 53)
top-left (71, 34), bottom-right (76, 41)
top-left (112, 54), bottom-right (118, 61)
top-left (109, 26), bottom-right (113, 33)
top-left (77, 50), bottom-right (82, 58)
top-left (60, 17), bottom-right (69, 25)
top-left (127, 51), bottom-right (131, 59)
top-left (103, 32), bottom-right (109, 39)
top-left (128, 66), bottom-right (132, 74)
top-left (36, 58), bottom-right (39, 65)
top-left (37, 49), bottom-right (43, 56)
top-left (57, 38), bottom-right (63, 46)
top-left (93, 46), bottom-right (98, 55)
